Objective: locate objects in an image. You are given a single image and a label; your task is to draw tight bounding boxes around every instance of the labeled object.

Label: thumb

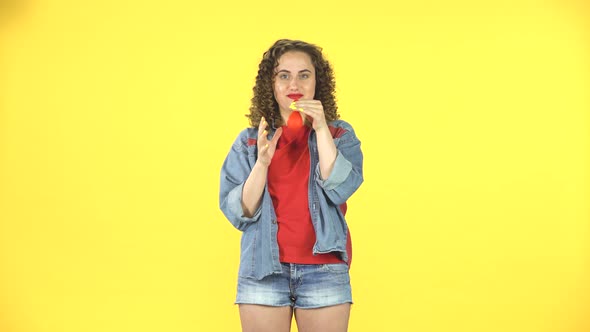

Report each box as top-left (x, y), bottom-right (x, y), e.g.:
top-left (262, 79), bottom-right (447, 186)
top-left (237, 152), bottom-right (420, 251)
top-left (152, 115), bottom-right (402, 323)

top-left (270, 128), bottom-right (283, 145)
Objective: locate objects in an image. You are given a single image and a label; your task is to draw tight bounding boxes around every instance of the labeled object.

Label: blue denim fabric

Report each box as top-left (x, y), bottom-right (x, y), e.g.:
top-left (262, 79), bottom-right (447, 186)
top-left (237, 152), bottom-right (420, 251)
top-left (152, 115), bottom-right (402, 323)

top-left (219, 120), bottom-right (363, 280)
top-left (236, 263), bottom-right (353, 309)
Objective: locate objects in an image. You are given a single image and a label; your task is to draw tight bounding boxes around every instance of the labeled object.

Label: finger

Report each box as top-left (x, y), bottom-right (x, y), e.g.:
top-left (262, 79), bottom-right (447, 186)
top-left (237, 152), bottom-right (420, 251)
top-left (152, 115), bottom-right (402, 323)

top-left (295, 100), bottom-right (322, 108)
top-left (258, 117), bottom-right (267, 133)
top-left (297, 107), bottom-right (318, 118)
top-left (294, 98), bottom-right (319, 103)
top-left (258, 118), bottom-right (268, 139)
top-left (270, 127), bottom-right (283, 146)
top-left (295, 104), bottom-right (322, 114)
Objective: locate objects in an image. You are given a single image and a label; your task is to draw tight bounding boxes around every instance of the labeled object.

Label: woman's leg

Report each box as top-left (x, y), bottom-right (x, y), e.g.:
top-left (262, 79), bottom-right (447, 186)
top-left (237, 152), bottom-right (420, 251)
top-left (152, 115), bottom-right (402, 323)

top-left (290, 263), bottom-right (352, 332)
top-left (239, 304), bottom-right (293, 332)
top-left (294, 303), bottom-right (351, 332)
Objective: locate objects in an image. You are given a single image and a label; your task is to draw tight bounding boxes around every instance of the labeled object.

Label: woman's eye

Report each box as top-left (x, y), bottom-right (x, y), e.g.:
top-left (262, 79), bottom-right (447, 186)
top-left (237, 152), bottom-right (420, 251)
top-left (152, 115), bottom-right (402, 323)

top-left (279, 74), bottom-right (290, 80)
top-left (300, 73), bottom-right (309, 79)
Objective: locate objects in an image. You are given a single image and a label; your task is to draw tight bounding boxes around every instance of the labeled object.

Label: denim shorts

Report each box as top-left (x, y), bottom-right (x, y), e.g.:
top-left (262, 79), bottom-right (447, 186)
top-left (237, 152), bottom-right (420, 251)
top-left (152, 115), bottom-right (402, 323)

top-left (236, 263), bottom-right (353, 309)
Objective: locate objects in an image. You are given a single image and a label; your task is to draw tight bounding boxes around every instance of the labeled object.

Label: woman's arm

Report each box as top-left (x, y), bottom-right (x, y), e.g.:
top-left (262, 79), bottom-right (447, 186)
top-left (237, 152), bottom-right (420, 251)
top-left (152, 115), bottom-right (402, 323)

top-left (241, 161), bottom-right (269, 217)
top-left (241, 118), bottom-right (282, 217)
top-left (315, 126), bottom-right (338, 180)
top-left (294, 99), bottom-right (337, 180)
top-left (314, 121), bottom-right (364, 205)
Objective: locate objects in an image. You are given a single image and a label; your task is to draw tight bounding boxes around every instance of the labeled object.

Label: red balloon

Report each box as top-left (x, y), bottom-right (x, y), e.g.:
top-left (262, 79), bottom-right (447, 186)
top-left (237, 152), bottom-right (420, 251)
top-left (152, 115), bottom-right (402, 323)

top-left (287, 111), bottom-right (303, 129)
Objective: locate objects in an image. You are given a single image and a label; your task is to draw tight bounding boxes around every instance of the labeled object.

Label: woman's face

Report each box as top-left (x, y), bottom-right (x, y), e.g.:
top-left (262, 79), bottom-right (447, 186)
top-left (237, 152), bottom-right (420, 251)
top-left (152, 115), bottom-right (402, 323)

top-left (273, 51), bottom-right (316, 119)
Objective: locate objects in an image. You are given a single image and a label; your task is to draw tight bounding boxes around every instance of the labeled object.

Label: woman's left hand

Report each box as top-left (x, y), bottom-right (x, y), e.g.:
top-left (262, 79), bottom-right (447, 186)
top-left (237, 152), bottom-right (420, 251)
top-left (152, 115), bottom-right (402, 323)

top-left (294, 100), bottom-right (328, 132)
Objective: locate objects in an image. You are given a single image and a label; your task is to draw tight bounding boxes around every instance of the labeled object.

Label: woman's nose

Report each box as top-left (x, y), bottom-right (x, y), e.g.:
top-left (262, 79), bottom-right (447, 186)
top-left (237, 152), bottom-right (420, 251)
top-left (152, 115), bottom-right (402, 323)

top-left (288, 77), bottom-right (299, 89)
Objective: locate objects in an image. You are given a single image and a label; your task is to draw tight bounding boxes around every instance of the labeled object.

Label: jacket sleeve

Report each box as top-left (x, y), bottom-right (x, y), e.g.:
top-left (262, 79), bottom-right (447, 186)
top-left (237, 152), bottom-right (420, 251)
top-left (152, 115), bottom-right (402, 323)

top-left (314, 121), bottom-right (364, 205)
top-left (219, 130), bottom-right (262, 231)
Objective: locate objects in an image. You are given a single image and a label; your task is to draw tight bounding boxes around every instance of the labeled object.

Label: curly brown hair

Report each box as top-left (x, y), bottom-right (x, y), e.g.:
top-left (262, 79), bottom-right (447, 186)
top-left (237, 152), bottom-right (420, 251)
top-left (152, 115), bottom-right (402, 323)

top-left (246, 39), bottom-right (339, 128)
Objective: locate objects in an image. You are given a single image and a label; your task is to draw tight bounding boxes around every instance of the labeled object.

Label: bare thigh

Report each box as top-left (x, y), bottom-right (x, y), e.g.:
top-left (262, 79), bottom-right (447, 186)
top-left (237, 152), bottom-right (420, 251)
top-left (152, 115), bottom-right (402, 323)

top-left (294, 303), bottom-right (351, 332)
top-left (239, 304), bottom-right (293, 332)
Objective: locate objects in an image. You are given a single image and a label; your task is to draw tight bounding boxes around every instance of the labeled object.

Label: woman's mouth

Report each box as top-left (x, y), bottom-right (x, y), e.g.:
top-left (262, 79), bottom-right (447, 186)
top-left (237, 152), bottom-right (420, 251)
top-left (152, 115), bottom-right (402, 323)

top-left (287, 93), bottom-right (303, 101)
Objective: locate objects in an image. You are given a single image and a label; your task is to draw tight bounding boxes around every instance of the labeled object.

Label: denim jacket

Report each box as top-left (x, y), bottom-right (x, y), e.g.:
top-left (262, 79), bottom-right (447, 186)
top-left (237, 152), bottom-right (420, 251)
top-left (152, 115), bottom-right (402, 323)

top-left (219, 120), bottom-right (363, 280)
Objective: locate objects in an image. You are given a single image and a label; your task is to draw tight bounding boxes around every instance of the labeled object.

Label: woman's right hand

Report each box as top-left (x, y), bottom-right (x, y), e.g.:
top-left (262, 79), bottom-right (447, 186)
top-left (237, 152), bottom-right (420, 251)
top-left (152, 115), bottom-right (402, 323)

top-left (257, 117), bottom-right (282, 167)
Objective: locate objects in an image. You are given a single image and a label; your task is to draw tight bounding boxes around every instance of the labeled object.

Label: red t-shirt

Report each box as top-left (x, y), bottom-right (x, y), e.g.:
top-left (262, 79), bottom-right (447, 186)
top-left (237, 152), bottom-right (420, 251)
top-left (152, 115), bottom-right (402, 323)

top-left (268, 125), bottom-right (349, 264)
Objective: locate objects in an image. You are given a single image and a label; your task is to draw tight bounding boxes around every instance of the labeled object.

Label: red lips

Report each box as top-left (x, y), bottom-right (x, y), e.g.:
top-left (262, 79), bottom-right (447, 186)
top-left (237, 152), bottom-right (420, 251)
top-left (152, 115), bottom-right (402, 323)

top-left (287, 93), bottom-right (303, 101)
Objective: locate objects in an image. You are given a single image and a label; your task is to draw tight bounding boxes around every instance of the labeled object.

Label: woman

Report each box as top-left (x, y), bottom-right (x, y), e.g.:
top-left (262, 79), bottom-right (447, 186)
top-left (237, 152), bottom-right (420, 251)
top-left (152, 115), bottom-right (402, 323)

top-left (219, 39), bottom-right (363, 332)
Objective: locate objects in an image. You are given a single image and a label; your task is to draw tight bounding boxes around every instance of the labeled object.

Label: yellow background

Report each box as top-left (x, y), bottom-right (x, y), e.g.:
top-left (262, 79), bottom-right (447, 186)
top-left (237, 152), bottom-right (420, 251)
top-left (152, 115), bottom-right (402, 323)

top-left (1, 0), bottom-right (588, 331)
